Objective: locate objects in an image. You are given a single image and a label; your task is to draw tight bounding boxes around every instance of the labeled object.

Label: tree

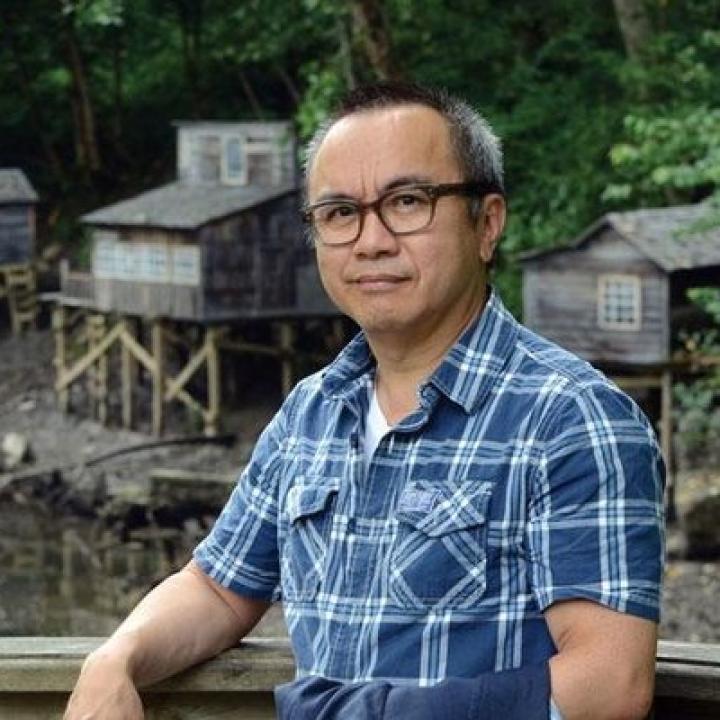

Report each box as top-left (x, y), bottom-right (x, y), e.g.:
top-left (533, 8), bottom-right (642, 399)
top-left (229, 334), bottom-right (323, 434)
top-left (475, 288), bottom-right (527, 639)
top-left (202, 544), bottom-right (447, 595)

top-left (611, 0), bottom-right (653, 62)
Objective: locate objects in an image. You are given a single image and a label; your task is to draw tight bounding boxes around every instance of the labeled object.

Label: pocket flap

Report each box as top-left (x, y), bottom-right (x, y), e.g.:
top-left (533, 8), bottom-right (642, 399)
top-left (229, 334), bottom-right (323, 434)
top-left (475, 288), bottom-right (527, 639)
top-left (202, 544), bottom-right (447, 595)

top-left (395, 481), bottom-right (493, 537)
top-left (287, 477), bottom-right (341, 524)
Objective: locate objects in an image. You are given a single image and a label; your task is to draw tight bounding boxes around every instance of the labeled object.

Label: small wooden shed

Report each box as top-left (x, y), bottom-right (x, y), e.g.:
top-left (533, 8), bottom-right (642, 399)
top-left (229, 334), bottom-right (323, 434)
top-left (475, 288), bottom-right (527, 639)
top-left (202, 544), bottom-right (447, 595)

top-left (520, 202), bottom-right (720, 368)
top-left (521, 202), bottom-right (720, 506)
top-left (0, 169), bottom-right (38, 333)
top-left (66, 121), bottom-right (332, 320)
top-left (0, 169), bottom-right (38, 265)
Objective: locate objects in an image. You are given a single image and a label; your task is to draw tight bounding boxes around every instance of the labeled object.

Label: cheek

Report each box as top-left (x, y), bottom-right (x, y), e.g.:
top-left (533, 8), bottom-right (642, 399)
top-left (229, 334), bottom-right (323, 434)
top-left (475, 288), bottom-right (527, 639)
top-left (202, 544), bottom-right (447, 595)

top-left (316, 252), bottom-right (345, 301)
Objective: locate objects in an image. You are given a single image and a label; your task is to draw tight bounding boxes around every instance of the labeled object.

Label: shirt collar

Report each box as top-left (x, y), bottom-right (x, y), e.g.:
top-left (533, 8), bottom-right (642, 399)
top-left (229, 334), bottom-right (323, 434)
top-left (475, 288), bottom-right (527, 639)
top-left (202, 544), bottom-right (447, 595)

top-left (321, 289), bottom-right (519, 414)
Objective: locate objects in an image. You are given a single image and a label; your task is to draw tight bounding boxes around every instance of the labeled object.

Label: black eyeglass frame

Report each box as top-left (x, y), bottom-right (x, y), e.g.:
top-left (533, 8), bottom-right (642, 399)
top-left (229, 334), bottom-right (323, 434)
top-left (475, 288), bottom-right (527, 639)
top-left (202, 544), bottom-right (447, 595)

top-left (302, 181), bottom-right (501, 246)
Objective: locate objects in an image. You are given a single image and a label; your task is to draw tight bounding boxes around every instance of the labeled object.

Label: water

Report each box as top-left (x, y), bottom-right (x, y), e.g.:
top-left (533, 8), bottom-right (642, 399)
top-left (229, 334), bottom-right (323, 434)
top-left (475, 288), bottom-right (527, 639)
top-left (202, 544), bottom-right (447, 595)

top-left (0, 498), bottom-right (287, 637)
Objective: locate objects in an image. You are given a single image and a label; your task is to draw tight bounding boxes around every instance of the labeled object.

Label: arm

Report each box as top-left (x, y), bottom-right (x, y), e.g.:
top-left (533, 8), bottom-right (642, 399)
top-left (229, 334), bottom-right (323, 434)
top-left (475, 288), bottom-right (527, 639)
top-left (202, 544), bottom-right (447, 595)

top-left (546, 599), bottom-right (657, 720)
top-left (64, 559), bottom-right (270, 719)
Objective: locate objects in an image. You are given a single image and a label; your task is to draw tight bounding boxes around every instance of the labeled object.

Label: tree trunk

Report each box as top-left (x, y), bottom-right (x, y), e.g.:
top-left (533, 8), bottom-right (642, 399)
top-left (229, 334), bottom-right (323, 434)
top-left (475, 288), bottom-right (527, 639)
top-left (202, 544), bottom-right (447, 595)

top-left (173, 0), bottom-right (205, 118)
top-left (350, 0), bottom-right (402, 80)
top-left (111, 25), bottom-right (126, 157)
top-left (274, 64), bottom-right (300, 106)
top-left (612, 0), bottom-right (653, 63)
top-left (60, 5), bottom-right (102, 175)
top-left (239, 71), bottom-right (265, 118)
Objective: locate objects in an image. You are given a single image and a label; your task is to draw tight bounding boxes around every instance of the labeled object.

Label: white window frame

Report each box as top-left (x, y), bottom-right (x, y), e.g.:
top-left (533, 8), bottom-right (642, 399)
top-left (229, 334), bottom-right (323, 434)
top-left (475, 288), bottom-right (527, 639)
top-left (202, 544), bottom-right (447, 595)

top-left (597, 273), bottom-right (642, 331)
top-left (221, 135), bottom-right (247, 185)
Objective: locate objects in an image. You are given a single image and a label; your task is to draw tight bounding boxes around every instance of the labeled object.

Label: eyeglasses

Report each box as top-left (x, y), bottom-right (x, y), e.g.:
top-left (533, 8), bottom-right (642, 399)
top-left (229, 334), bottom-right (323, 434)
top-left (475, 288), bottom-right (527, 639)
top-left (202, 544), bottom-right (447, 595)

top-left (302, 182), bottom-right (495, 246)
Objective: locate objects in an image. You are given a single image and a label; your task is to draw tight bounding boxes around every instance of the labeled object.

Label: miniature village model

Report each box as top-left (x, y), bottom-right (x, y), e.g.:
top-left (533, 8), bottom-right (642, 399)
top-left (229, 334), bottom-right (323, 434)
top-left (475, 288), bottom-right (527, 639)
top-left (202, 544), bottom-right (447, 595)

top-left (54, 121), bottom-right (339, 436)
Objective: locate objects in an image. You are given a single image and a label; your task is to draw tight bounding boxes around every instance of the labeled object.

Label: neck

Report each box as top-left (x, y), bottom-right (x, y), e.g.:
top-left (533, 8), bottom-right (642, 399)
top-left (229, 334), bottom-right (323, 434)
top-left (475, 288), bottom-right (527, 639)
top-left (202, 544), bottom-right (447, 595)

top-left (369, 283), bottom-right (489, 424)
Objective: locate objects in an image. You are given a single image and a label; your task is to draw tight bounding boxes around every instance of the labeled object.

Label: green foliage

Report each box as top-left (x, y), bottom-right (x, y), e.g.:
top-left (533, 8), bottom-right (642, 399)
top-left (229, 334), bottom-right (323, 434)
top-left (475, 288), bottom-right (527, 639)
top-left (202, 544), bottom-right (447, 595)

top-left (604, 107), bottom-right (720, 205)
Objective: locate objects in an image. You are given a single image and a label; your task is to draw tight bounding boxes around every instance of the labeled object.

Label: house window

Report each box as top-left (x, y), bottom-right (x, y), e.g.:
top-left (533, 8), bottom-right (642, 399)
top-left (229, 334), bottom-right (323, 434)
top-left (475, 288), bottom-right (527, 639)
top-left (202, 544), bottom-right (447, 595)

top-left (598, 274), bottom-right (642, 330)
top-left (221, 136), bottom-right (246, 185)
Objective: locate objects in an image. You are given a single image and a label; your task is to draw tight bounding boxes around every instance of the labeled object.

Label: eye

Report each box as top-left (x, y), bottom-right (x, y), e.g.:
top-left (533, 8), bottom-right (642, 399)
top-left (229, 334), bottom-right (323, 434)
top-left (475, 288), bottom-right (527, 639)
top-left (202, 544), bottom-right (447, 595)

top-left (316, 203), bottom-right (358, 225)
top-left (386, 188), bottom-right (430, 213)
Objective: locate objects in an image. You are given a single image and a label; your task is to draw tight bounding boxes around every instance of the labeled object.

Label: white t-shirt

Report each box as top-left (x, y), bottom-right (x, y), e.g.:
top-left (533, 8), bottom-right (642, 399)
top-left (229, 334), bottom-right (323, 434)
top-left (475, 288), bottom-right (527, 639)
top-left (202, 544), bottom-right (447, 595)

top-left (364, 386), bottom-right (391, 471)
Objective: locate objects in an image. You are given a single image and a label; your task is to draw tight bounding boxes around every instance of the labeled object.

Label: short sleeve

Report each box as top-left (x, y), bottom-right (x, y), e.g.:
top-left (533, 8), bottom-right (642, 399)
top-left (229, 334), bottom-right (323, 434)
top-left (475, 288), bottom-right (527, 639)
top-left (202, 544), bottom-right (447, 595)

top-left (193, 407), bottom-right (287, 600)
top-left (527, 382), bottom-right (665, 622)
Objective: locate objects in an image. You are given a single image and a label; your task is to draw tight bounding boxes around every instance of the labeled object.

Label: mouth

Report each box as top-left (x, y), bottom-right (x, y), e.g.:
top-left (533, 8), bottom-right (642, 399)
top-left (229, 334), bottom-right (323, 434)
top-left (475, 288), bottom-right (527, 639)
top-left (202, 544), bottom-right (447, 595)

top-left (351, 274), bottom-right (410, 292)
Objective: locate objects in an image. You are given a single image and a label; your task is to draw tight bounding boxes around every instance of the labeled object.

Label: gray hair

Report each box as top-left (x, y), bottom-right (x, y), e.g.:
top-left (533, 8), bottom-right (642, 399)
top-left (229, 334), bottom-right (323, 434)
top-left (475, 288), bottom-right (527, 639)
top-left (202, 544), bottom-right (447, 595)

top-left (303, 82), bottom-right (505, 221)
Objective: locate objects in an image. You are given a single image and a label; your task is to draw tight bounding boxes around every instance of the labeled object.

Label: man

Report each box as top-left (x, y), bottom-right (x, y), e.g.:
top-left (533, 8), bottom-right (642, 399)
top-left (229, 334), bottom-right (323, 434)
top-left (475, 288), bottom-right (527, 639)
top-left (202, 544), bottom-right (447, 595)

top-left (65, 82), bottom-right (664, 720)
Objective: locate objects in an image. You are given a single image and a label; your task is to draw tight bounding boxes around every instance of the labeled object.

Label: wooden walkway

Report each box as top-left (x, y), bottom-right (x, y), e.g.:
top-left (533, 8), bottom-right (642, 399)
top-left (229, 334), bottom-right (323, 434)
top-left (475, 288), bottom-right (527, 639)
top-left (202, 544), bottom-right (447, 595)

top-left (0, 638), bottom-right (718, 719)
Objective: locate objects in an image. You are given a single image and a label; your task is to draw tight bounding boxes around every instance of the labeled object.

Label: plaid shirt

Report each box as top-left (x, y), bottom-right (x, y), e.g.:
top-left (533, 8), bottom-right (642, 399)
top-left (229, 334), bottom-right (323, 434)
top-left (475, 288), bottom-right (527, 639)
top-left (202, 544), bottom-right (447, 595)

top-left (195, 291), bottom-right (665, 684)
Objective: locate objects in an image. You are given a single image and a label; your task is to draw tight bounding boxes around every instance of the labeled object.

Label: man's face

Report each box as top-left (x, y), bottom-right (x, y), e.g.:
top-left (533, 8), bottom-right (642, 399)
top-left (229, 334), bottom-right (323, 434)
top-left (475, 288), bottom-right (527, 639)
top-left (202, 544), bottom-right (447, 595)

top-left (308, 104), bottom-right (499, 345)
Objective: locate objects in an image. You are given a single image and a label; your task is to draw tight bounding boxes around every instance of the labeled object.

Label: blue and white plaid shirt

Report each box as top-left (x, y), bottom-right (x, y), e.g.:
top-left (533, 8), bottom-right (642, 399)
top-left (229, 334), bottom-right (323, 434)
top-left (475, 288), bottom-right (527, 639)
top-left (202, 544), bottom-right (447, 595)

top-left (195, 291), bottom-right (665, 685)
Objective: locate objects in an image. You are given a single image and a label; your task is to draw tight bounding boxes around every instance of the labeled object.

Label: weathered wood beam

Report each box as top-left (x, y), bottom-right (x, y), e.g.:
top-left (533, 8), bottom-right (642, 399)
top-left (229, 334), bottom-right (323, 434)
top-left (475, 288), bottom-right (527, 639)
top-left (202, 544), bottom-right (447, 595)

top-left (152, 320), bottom-right (165, 437)
top-left (164, 342), bottom-right (208, 402)
top-left (55, 321), bottom-right (124, 392)
top-left (120, 318), bottom-right (134, 429)
top-left (119, 327), bottom-right (156, 373)
top-left (52, 306), bottom-right (69, 412)
top-left (205, 327), bottom-right (221, 437)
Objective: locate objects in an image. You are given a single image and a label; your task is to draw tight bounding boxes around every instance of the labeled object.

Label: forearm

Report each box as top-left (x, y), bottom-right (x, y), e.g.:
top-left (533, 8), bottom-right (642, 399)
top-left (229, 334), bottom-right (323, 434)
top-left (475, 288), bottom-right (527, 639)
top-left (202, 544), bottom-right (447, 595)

top-left (83, 561), bottom-right (269, 687)
top-left (549, 644), bottom-right (655, 720)
top-left (546, 602), bottom-right (657, 720)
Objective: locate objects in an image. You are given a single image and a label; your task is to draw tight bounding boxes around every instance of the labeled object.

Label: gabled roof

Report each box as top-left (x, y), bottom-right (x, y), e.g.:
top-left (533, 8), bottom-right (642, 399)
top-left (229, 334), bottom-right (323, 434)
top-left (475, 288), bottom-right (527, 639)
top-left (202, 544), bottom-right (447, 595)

top-left (81, 181), bottom-right (297, 230)
top-left (520, 202), bottom-right (720, 272)
top-left (0, 169), bottom-right (39, 204)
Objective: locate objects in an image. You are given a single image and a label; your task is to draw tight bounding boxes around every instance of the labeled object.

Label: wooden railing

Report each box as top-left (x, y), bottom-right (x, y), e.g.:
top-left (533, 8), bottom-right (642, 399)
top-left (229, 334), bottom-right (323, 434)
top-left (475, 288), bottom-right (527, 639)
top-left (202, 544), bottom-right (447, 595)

top-left (59, 261), bottom-right (95, 304)
top-left (0, 638), bottom-right (718, 719)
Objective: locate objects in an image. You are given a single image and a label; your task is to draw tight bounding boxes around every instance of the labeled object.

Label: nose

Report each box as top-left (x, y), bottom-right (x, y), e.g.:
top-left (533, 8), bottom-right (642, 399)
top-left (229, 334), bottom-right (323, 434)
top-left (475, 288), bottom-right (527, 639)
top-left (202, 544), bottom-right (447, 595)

top-left (352, 207), bottom-right (399, 258)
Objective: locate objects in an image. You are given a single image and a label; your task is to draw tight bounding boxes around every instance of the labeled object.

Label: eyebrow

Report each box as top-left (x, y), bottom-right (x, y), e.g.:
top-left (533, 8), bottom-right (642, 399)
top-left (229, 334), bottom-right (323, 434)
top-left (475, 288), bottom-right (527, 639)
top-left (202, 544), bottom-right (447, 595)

top-left (311, 174), bottom-right (435, 205)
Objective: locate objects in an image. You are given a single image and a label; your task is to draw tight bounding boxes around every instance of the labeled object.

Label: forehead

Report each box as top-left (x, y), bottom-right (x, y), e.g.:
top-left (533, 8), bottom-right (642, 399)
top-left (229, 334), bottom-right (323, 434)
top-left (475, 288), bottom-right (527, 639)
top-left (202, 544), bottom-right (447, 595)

top-left (308, 105), bottom-right (459, 198)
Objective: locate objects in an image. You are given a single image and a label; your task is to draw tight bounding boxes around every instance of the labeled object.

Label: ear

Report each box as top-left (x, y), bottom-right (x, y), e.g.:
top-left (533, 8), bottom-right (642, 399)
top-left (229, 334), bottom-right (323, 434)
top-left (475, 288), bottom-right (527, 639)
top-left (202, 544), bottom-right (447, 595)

top-left (477, 194), bottom-right (506, 264)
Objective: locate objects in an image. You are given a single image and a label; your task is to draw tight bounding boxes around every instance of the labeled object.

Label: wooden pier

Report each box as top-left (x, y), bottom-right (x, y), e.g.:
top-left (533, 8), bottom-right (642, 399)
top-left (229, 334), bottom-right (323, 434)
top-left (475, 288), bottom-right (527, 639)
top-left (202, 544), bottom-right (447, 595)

top-left (0, 638), bottom-right (718, 719)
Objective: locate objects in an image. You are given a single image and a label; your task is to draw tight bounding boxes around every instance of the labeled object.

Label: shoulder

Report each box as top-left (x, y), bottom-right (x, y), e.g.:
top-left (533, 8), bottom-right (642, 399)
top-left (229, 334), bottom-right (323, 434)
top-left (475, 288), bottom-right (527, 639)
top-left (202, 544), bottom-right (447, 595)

top-left (509, 323), bottom-right (658, 445)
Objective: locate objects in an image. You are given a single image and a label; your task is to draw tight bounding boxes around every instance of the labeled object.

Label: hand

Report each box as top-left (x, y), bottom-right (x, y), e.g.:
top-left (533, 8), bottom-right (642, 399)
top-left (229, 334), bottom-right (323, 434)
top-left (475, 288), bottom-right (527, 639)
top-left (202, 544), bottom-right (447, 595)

top-left (63, 653), bottom-right (144, 720)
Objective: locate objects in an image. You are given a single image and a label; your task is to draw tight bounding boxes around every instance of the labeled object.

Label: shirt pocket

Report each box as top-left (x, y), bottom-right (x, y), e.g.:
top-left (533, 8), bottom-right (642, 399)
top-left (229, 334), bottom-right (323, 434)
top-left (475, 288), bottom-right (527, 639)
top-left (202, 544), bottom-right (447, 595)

top-left (389, 480), bottom-right (493, 611)
top-left (281, 476), bottom-right (340, 602)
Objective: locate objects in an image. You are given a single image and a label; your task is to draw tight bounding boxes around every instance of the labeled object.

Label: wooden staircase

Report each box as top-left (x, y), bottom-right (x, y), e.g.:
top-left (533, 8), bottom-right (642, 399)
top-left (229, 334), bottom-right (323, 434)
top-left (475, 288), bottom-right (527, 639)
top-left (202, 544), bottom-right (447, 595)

top-left (0, 262), bottom-right (37, 334)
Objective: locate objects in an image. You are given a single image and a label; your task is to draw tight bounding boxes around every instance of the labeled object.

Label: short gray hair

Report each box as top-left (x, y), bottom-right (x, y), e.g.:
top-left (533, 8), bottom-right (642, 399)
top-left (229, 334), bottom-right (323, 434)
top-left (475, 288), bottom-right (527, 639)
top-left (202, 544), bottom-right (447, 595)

top-left (303, 82), bottom-right (505, 216)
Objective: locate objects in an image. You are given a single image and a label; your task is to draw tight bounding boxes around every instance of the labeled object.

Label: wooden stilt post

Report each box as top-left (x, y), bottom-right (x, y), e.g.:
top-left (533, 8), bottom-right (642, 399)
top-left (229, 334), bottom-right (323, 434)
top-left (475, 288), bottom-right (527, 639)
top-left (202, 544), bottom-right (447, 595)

top-left (52, 305), bottom-right (69, 413)
top-left (205, 326), bottom-right (221, 437)
top-left (86, 314), bottom-right (99, 420)
top-left (121, 317), bottom-right (134, 430)
top-left (279, 321), bottom-right (295, 397)
top-left (661, 369), bottom-right (676, 523)
top-left (152, 319), bottom-right (165, 436)
top-left (96, 315), bottom-right (109, 426)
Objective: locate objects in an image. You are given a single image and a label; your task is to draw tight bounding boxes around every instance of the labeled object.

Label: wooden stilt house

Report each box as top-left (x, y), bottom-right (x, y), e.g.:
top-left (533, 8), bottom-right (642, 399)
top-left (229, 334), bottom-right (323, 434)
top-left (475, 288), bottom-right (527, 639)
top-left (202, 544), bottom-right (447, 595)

top-left (54, 121), bottom-right (339, 435)
top-left (520, 201), bottom-right (720, 508)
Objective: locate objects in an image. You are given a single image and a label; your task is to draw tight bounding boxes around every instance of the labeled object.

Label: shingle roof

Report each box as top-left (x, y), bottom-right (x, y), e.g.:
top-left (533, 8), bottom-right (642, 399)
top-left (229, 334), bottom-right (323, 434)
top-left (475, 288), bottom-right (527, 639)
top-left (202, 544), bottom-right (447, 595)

top-left (520, 202), bottom-right (720, 272)
top-left (0, 169), bottom-right (39, 204)
top-left (81, 181), bottom-right (297, 230)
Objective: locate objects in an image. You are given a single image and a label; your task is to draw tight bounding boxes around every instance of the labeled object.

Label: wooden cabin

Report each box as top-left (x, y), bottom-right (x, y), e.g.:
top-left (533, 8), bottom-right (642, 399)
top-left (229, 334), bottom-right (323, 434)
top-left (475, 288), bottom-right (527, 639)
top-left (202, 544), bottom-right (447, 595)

top-left (520, 202), bottom-right (720, 369)
top-left (521, 202), bottom-right (720, 510)
top-left (63, 120), bottom-right (333, 320)
top-left (0, 169), bottom-right (38, 265)
top-left (53, 121), bottom-right (341, 436)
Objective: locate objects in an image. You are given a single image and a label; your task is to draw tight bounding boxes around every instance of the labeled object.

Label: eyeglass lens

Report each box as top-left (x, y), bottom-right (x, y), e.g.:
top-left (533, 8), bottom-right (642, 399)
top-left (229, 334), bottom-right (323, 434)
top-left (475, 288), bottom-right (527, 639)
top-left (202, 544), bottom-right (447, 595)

top-left (312, 187), bottom-right (435, 245)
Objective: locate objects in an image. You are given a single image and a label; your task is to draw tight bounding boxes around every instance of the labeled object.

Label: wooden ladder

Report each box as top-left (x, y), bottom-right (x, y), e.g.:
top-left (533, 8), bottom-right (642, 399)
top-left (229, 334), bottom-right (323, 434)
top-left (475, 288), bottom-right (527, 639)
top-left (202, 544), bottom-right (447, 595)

top-left (0, 263), bottom-right (38, 334)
